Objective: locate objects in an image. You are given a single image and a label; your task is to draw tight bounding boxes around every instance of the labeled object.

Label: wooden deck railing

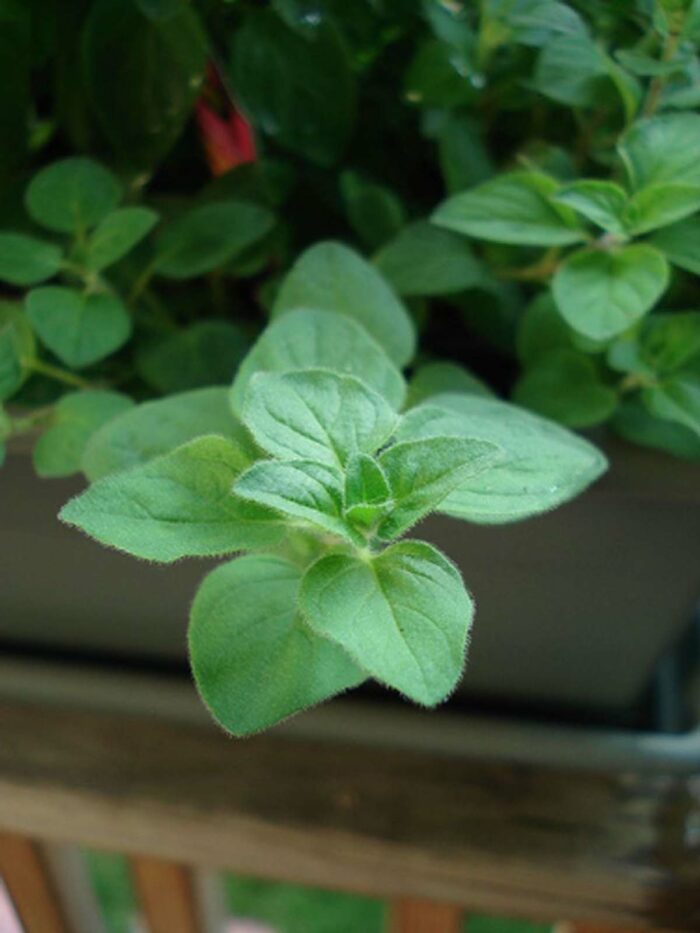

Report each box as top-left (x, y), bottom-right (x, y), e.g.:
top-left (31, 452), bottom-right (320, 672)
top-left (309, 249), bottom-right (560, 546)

top-left (0, 691), bottom-right (698, 932)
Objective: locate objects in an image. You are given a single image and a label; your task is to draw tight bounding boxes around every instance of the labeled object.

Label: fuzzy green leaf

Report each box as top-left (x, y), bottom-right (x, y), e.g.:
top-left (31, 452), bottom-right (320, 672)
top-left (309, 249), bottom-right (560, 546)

top-left (396, 394), bottom-right (607, 523)
top-left (640, 313), bottom-right (700, 374)
top-left (85, 207), bottom-right (159, 271)
top-left (155, 200), bottom-right (275, 279)
top-left (644, 374), bottom-right (700, 437)
top-left (619, 113), bottom-right (700, 190)
top-left (234, 459), bottom-right (356, 542)
top-left (343, 453), bottom-right (392, 529)
top-left (25, 286), bottom-right (131, 368)
top-left (272, 242), bottom-right (415, 367)
top-left (514, 349), bottom-right (618, 428)
top-left (242, 370), bottom-right (397, 468)
top-left (624, 183), bottom-right (700, 235)
top-left (374, 221), bottom-right (483, 296)
top-left (532, 34), bottom-right (610, 106)
top-left (189, 555), bottom-right (365, 736)
top-left (0, 233), bottom-right (63, 286)
top-left (552, 180), bottom-right (628, 235)
top-left (82, 387), bottom-right (256, 481)
top-left (650, 215), bottom-right (700, 273)
top-left (552, 245), bottom-right (669, 340)
top-left (230, 308), bottom-right (406, 414)
top-left (61, 435), bottom-right (282, 561)
top-left (25, 158), bottom-right (122, 234)
top-left (300, 541), bottom-right (473, 705)
top-left (433, 172), bottom-right (584, 246)
top-left (377, 436), bottom-right (502, 539)
top-left (33, 390), bottom-right (134, 478)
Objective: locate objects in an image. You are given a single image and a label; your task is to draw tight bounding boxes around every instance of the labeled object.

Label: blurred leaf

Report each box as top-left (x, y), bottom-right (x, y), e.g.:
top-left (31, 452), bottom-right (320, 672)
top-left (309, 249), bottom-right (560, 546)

top-left (650, 215), bottom-right (700, 273)
top-left (0, 233), bottom-right (63, 286)
top-left (552, 245), bottom-right (670, 340)
top-left (532, 34), bottom-right (610, 107)
top-left (407, 361), bottom-right (493, 407)
top-left (516, 293), bottom-right (575, 365)
top-left (552, 180), bottom-right (628, 235)
top-left (375, 221), bottom-right (483, 296)
top-left (641, 312), bottom-right (700, 374)
top-left (0, 301), bottom-right (34, 400)
top-left (137, 321), bottom-right (251, 393)
top-left (26, 286), bottom-right (131, 368)
top-left (85, 207), bottom-right (159, 271)
top-left (405, 39), bottom-right (474, 108)
top-left (514, 348), bottom-right (617, 427)
top-left (26, 158), bottom-right (122, 234)
top-left (436, 113), bottom-right (493, 193)
top-left (154, 200), bottom-right (275, 279)
top-left (624, 183), bottom-right (700, 235)
top-left (619, 113), bottom-right (700, 189)
top-left (434, 172), bottom-right (585, 246)
top-left (644, 373), bottom-right (700, 437)
top-left (340, 171), bottom-right (405, 251)
top-left (613, 395), bottom-right (700, 460)
top-left (231, 10), bottom-right (356, 166)
top-left (83, 0), bottom-right (207, 168)
top-left (33, 390), bottom-right (134, 477)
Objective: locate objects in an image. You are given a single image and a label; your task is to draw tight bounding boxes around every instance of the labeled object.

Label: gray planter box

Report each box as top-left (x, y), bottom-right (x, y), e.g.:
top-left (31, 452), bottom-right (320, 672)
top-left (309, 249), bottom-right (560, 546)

top-left (1, 438), bottom-right (698, 719)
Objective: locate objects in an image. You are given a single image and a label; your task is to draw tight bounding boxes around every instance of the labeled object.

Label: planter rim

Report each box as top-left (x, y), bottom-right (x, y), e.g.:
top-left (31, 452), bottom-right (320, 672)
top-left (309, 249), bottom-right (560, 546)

top-left (1, 654), bottom-right (698, 776)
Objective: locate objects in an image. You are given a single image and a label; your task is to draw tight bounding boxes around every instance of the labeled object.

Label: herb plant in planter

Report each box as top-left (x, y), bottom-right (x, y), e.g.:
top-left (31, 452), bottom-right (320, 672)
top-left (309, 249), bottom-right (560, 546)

top-left (1, 0), bottom-right (698, 735)
top-left (58, 248), bottom-right (606, 735)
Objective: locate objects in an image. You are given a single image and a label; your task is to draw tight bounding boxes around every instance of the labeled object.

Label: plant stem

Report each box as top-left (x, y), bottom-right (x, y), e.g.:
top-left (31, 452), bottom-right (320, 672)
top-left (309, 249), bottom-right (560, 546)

top-left (619, 372), bottom-right (657, 393)
top-left (129, 260), bottom-right (158, 304)
top-left (9, 405), bottom-right (55, 435)
top-left (28, 359), bottom-right (93, 389)
top-left (498, 247), bottom-right (562, 282)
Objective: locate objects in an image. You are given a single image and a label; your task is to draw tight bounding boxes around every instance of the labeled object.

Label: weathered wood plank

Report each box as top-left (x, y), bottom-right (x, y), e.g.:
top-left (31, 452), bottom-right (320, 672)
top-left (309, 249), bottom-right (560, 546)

top-left (389, 898), bottom-right (463, 933)
top-left (0, 832), bottom-right (68, 933)
top-left (131, 856), bottom-right (201, 933)
top-left (0, 699), bottom-right (697, 930)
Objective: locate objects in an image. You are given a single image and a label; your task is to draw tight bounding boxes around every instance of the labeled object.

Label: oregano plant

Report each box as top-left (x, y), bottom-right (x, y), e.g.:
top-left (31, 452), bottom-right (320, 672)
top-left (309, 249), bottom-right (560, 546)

top-left (4, 0), bottom-right (699, 734)
top-left (59, 249), bottom-right (606, 736)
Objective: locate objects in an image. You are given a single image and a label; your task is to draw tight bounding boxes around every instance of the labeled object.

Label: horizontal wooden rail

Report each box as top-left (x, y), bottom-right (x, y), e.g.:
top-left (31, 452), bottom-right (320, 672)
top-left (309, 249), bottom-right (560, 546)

top-left (0, 699), bottom-right (697, 930)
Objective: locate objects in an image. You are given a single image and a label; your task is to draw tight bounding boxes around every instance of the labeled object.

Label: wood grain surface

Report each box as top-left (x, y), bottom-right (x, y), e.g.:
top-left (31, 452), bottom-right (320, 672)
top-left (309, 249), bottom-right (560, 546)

top-left (0, 699), bottom-right (697, 930)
